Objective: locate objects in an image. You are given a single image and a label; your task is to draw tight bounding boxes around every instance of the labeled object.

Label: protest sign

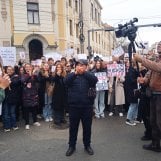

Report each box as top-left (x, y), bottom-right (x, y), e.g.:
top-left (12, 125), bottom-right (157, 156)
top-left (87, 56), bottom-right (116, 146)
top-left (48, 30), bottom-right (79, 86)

top-left (0, 47), bottom-right (16, 66)
top-left (112, 46), bottom-right (124, 57)
top-left (95, 72), bottom-right (108, 91)
top-left (19, 52), bottom-right (26, 59)
top-left (107, 64), bottom-right (125, 77)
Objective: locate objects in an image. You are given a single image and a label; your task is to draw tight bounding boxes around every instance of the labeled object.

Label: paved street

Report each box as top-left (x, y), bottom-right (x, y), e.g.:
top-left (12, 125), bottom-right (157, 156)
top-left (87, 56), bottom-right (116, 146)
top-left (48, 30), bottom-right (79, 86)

top-left (0, 114), bottom-right (161, 161)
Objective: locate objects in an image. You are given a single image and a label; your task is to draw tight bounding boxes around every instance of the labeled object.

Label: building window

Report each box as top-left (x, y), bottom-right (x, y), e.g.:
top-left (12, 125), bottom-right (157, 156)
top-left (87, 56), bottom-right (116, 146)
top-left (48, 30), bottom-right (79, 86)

top-left (77, 48), bottom-right (79, 54)
top-left (96, 32), bottom-right (97, 43)
top-left (76, 24), bottom-right (79, 38)
top-left (99, 34), bottom-right (100, 44)
top-left (95, 8), bottom-right (97, 23)
top-left (27, 2), bottom-right (40, 24)
top-left (75, 0), bottom-right (78, 12)
top-left (91, 3), bottom-right (94, 20)
top-left (92, 32), bottom-right (94, 41)
top-left (98, 12), bottom-right (100, 25)
top-left (79, 0), bottom-right (83, 12)
top-left (69, 0), bottom-right (72, 7)
top-left (69, 20), bottom-right (73, 36)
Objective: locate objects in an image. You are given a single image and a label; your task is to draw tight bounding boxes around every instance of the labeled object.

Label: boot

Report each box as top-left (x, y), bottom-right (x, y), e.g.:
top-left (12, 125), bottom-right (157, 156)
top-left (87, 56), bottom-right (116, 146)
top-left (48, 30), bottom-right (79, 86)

top-left (143, 141), bottom-right (161, 152)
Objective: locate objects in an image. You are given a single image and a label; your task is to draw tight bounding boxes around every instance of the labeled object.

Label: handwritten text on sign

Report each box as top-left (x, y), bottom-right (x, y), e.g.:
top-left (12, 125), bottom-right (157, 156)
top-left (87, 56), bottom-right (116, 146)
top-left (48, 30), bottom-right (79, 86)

top-left (95, 72), bottom-right (108, 91)
top-left (107, 64), bottom-right (125, 77)
top-left (0, 47), bottom-right (16, 66)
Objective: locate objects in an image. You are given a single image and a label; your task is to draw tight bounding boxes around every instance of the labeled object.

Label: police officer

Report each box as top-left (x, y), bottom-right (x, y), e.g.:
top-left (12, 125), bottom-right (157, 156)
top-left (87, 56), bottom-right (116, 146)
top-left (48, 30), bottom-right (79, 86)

top-left (65, 59), bottom-right (98, 156)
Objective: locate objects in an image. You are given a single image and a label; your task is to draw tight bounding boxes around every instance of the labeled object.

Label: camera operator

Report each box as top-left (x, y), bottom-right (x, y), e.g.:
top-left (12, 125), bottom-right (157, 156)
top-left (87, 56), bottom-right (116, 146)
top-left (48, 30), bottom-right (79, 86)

top-left (134, 41), bottom-right (161, 152)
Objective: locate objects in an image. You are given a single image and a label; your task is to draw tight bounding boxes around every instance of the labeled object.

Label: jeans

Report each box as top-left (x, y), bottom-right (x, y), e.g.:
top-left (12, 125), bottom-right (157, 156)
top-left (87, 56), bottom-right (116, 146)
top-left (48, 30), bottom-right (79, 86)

top-left (2, 102), bottom-right (17, 129)
top-left (94, 91), bottom-right (105, 117)
top-left (43, 93), bottom-right (53, 119)
top-left (127, 103), bottom-right (138, 121)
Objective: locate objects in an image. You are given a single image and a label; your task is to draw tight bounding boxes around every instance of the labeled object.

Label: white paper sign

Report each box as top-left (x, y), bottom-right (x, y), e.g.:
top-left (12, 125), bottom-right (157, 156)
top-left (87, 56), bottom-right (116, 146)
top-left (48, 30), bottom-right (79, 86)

top-left (107, 64), bottom-right (125, 77)
top-left (51, 66), bottom-right (56, 72)
top-left (77, 54), bottom-right (87, 60)
top-left (95, 72), bottom-right (108, 91)
top-left (19, 52), bottom-right (26, 59)
top-left (112, 46), bottom-right (124, 57)
top-left (0, 47), bottom-right (16, 66)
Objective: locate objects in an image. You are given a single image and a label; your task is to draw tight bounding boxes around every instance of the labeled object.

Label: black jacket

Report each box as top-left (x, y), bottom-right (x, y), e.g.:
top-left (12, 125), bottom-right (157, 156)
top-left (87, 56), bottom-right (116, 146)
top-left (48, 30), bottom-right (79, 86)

top-left (124, 66), bottom-right (139, 103)
top-left (65, 71), bottom-right (98, 108)
top-left (51, 74), bottom-right (66, 110)
top-left (4, 74), bottom-right (22, 105)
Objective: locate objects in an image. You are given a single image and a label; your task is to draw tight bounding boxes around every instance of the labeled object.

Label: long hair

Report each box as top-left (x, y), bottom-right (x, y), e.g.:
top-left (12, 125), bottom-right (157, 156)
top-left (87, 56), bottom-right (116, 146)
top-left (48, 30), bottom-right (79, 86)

top-left (53, 63), bottom-right (66, 77)
top-left (40, 63), bottom-right (51, 76)
top-left (94, 60), bottom-right (103, 69)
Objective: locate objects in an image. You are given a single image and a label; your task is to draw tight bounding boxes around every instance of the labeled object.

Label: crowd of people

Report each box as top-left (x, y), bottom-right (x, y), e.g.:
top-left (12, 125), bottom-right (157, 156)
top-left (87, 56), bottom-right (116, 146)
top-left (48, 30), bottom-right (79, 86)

top-left (0, 42), bottom-right (161, 155)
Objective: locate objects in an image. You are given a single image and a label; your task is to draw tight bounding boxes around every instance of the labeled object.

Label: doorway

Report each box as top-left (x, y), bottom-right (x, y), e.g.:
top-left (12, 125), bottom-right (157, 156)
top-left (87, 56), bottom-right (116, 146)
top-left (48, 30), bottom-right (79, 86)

top-left (29, 39), bottom-right (43, 61)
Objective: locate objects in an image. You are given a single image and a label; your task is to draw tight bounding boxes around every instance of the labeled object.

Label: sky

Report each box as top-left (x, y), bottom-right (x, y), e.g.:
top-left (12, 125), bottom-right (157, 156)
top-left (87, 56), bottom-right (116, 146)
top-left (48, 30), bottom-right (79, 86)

top-left (99, 0), bottom-right (161, 46)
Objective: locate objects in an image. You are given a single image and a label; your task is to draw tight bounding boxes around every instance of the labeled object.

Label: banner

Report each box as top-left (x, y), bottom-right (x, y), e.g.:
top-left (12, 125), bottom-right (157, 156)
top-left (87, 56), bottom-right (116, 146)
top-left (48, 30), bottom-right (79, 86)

top-left (107, 64), bottom-right (125, 77)
top-left (95, 72), bottom-right (108, 91)
top-left (0, 47), bottom-right (16, 66)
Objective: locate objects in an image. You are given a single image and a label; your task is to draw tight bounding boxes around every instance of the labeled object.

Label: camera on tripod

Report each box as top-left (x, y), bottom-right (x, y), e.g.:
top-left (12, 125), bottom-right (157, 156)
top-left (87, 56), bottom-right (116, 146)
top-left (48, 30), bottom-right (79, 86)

top-left (115, 18), bottom-right (138, 41)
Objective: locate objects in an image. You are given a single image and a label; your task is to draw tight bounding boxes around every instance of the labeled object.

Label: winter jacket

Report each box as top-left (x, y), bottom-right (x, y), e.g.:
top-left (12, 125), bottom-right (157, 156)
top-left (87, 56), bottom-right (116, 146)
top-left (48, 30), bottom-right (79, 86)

top-left (4, 74), bottom-right (22, 105)
top-left (65, 71), bottom-right (98, 108)
top-left (21, 74), bottom-right (39, 107)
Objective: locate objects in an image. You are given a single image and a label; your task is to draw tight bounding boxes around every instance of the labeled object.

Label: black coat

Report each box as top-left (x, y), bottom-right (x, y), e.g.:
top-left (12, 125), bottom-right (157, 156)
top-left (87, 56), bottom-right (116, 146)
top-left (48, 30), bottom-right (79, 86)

top-left (124, 67), bottom-right (139, 103)
top-left (21, 74), bottom-right (39, 107)
top-left (37, 72), bottom-right (51, 107)
top-left (4, 74), bottom-right (22, 105)
top-left (51, 75), bottom-right (66, 110)
top-left (65, 71), bottom-right (98, 108)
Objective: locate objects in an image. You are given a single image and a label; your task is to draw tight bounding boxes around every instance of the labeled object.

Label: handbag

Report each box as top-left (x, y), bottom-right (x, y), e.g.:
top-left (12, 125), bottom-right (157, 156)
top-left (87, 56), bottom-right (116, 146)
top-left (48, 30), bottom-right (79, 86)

top-left (145, 87), bottom-right (152, 98)
top-left (47, 83), bottom-right (55, 96)
top-left (88, 87), bottom-right (96, 99)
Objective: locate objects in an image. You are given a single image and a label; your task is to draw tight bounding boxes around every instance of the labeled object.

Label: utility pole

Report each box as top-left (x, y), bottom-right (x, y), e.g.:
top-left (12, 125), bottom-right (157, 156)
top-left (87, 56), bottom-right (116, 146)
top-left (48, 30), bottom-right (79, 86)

top-left (78, 0), bottom-right (85, 54)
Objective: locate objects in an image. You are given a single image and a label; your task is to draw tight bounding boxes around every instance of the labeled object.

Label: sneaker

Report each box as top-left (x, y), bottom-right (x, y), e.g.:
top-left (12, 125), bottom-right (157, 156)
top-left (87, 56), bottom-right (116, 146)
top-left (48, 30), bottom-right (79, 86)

top-left (25, 125), bottom-right (30, 130)
top-left (37, 114), bottom-right (43, 119)
top-left (109, 112), bottom-right (113, 116)
top-left (119, 113), bottom-right (123, 117)
top-left (134, 120), bottom-right (141, 124)
top-left (4, 129), bottom-right (11, 132)
top-left (126, 120), bottom-right (136, 126)
top-left (33, 122), bottom-right (41, 126)
top-left (13, 126), bottom-right (19, 131)
top-left (49, 117), bottom-right (53, 122)
top-left (95, 115), bottom-right (100, 119)
top-left (45, 118), bottom-right (50, 122)
top-left (100, 114), bottom-right (105, 118)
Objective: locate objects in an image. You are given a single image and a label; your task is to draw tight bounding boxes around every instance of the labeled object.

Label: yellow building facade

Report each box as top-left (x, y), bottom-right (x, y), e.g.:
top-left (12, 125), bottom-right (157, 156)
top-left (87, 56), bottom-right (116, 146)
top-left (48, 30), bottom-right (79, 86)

top-left (0, 0), bottom-right (12, 47)
top-left (2, 0), bottom-right (116, 62)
